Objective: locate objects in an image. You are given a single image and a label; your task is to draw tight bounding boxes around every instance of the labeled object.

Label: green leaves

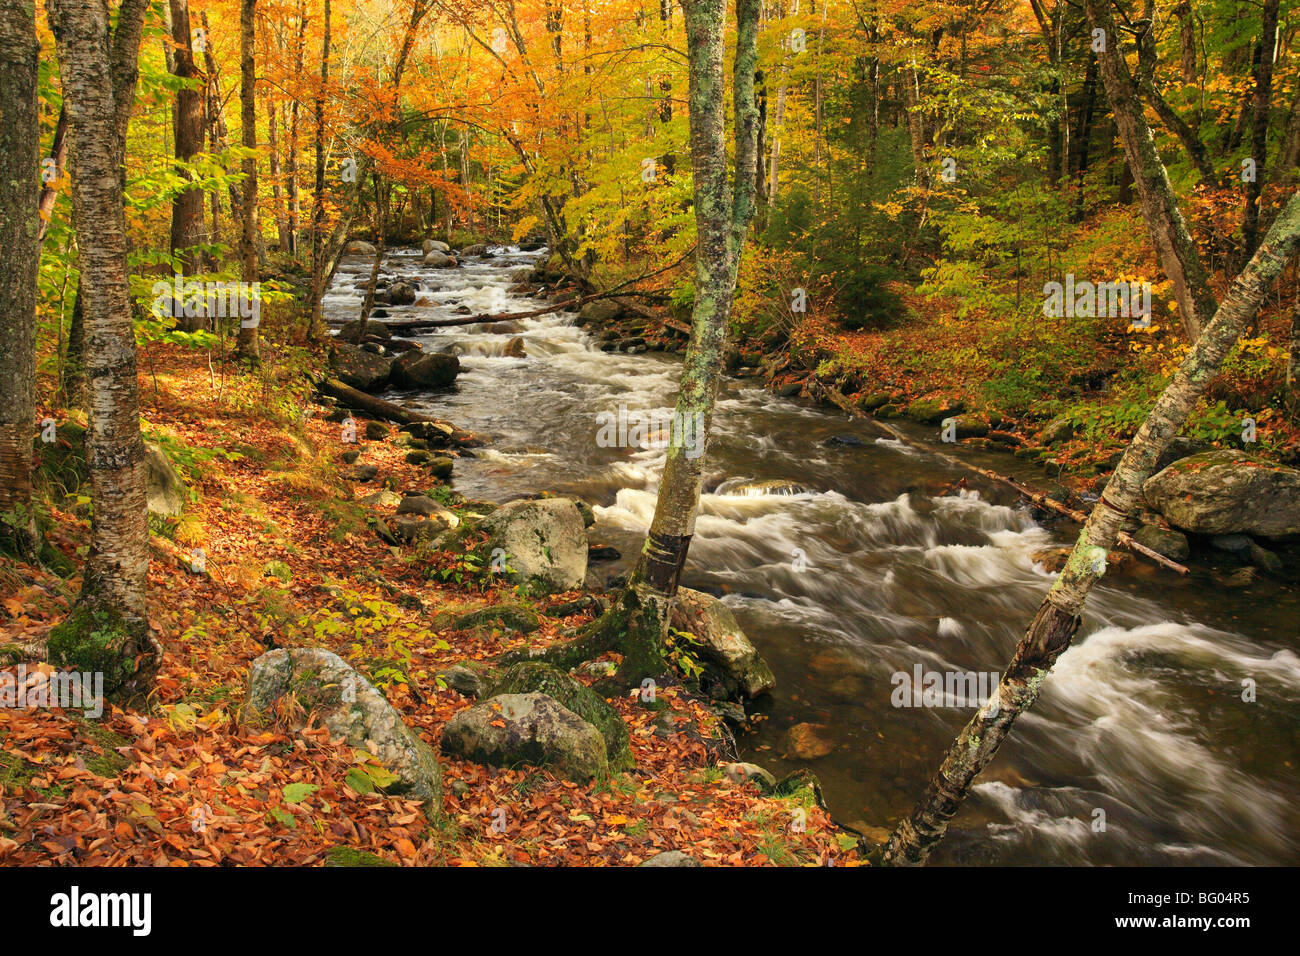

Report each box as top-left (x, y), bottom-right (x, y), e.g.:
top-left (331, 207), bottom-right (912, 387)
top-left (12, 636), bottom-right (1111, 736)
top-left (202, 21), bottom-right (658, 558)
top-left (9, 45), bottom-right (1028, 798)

top-left (281, 782), bottom-right (319, 805)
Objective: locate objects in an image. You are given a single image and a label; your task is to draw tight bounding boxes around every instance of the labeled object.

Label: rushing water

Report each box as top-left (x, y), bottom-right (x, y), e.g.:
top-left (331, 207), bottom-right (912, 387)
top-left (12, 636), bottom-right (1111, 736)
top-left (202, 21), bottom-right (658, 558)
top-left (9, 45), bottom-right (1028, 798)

top-left (327, 246), bottom-right (1300, 865)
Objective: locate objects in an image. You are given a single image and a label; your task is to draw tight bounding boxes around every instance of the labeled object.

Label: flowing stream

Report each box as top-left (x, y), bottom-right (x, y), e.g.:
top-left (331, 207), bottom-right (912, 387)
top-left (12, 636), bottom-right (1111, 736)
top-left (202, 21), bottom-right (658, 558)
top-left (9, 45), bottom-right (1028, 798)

top-left (327, 246), bottom-right (1300, 865)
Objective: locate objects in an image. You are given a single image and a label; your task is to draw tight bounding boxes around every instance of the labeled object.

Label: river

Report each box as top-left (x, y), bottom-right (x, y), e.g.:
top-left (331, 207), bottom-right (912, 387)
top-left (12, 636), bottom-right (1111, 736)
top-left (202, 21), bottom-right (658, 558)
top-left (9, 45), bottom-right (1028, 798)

top-left (326, 244), bottom-right (1300, 865)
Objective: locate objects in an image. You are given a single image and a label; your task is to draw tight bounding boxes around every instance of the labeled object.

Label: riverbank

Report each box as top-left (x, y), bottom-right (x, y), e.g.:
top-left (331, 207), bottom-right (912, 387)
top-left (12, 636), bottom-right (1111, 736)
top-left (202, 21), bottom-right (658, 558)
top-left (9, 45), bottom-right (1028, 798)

top-left (0, 342), bottom-right (858, 866)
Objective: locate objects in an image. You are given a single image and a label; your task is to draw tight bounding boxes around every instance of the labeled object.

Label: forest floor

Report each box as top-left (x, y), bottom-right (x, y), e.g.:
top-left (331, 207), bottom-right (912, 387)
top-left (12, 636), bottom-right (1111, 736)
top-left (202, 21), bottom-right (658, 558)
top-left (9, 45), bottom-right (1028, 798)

top-left (0, 345), bottom-right (857, 866)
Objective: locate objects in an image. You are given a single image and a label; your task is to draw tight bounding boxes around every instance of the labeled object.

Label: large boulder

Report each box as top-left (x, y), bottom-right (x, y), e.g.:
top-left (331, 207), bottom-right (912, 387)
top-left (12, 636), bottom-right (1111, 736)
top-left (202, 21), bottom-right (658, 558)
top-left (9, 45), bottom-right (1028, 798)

top-left (388, 281), bottom-right (417, 306)
top-left (439, 692), bottom-right (608, 782)
top-left (391, 350), bottom-right (460, 389)
top-left (669, 588), bottom-right (775, 700)
top-left (576, 299), bottom-right (623, 326)
top-left (143, 442), bottom-right (187, 517)
top-left (422, 251), bottom-right (454, 268)
top-left (422, 239), bottom-right (450, 254)
top-left (344, 240), bottom-right (377, 255)
top-left (245, 648), bottom-right (441, 812)
top-left (486, 662), bottom-right (631, 770)
top-left (479, 498), bottom-right (588, 591)
top-left (1143, 449), bottom-right (1300, 540)
top-left (331, 342), bottom-right (392, 392)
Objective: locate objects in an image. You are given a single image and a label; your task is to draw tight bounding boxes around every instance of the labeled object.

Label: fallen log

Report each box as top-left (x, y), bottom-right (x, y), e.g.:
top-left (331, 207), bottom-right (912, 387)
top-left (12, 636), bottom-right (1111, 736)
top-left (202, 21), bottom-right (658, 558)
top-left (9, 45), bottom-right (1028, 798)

top-left (318, 377), bottom-right (487, 446)
top-left (814, 382), bottom-right (1189, 575)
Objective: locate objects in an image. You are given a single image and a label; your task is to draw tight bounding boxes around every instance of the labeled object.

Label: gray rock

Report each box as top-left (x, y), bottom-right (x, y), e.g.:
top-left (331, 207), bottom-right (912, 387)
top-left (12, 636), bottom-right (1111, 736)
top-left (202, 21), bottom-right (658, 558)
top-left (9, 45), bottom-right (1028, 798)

top-left (388, 281), bottom-right (417, 306)
top-left (437, 665), bottom-right (486, 698)
top-left (422, 251), bottom-right (454, 268)
top-left (337, 319), bottom-right (392, 343)
top-left (331, 342), bottom-right (392, 392)
top-left (344, 240), bottom-right (377, 255)
top-left (722, 761), bottom-right (777, 790)
top-left (669, 587), bottom-right (775, 699)
top-left (639, 851), bottom-right (701, 867)
top-left (390, 512), bottom-right (456, 543)
top-left (391, 350), bottom-right (460, 390)
top-left (459, 243), bottom-right (488, 257)
top-left (360, 489), bottom-right (402, 508)
top-left (422, 239), bottom-right (450, 254)
top-left (1133, 524), bottom-right (1190, 561)
top-left (246, 648), bottom-right (441, 811)
top-left (1249, 541), bottom-right (1284, 575)
top-left (439, 692), bottom-right (608, 782)
top-left (1210, 534), bottom-right (1253, 554)
top-left (479, 498), bottom-right (589, 591)
top-left (577, 299), bottom-right (623, 325)
top-left (352, 464), bottom-right (379, 482)
top-left (1144, 450), bottom-right (1300, 540)
top-left (143, 442), bottom-right (187, 517)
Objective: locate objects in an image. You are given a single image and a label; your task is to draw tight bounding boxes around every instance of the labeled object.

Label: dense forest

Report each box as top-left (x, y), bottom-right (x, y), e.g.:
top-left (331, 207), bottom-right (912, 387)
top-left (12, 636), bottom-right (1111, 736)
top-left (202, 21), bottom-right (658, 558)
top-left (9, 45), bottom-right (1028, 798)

top-left (1, 0), bottom-right (1299, 883)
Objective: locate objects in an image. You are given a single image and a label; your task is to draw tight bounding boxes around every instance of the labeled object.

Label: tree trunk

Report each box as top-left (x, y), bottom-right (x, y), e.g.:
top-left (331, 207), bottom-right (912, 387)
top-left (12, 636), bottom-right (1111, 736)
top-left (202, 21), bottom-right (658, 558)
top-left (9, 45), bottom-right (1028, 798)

top-left (1242, 0), bottom-right (1281, 258)
top-left (507, 0), bottom-right (760, 687)
top-left (236, 0), bottom-right (259, 364)
top-left (308, 0), bottom-right (332, 338)
top-left (0, 0), bottom-right (41, 560)
top-left (884, 190), bottom-right (1300, 866)
top-left (45, 0), bottom-right (155, 690)
top-left (169, 0), bottom-right (205, 328)
top-left (1087, 0), bottom-right (1216, 341)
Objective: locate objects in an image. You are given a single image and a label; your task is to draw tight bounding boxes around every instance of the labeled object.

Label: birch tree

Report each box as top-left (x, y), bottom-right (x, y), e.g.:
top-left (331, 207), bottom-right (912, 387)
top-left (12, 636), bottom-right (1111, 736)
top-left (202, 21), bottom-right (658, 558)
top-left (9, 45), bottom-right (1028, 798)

top-left (511, 0), bottom-right (761, 686)
top-left (0, 0), bottom-right (41, 561)
top-left (884, 190), bottom-right (1300, 865)
top-left (44, 0), bottom-right (156, 692)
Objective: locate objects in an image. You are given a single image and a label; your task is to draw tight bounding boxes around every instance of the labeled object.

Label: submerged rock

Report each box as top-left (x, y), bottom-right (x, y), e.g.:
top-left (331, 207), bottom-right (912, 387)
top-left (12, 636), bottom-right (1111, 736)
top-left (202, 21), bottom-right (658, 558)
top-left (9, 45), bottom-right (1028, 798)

top-left (440, 692), bottom-right (608, 782)
top-left (245, 648), bottom-right (441, 811)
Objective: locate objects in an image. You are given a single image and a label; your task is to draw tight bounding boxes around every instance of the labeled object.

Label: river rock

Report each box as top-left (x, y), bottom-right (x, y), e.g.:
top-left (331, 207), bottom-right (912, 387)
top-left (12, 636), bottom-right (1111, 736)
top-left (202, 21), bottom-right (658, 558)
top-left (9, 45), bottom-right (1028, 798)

top-left (143, 442), bottom-right (187, 517)
top-left (422, 239), bottom-right (450, 254)
top-left (479, 497), bottom-right (589, 591)
top-left (1132, 524), bottom-right (1190, 561)
top-left (344, 240), bottom-right (377, 255)
top-left (906, 398), bottom-right (966, 425)
top-left (387, 281), bottom-right (417, 306)
top-left (331, 342), bottom-right (391, 392)
top-left (337, 318), bottom-right (392, 343)
top-left (245, 648), bottom-right (441, 811)
top-left (391, 350), bottom-right (460, 389)
top-left (577, 299), bottom-right (623, 325)
top-left (459, 243), bottom-right (489, 257)
top-left (722, 762), bottom-right (777, 790)
top-left (486, 662), bottom-right (631, 770)
top-left (784, 722), bottom-right (834, 760)
top-left (423, 251), bottom-right (454, 268)
top-left (1143, 449), bottom-right (1300, 540)
top-left (668, 587), bottom-right (775, 699)
top-left (503, 336), bottom-right (527, 358)
top-left (440, 692), bottom-right (608, 782)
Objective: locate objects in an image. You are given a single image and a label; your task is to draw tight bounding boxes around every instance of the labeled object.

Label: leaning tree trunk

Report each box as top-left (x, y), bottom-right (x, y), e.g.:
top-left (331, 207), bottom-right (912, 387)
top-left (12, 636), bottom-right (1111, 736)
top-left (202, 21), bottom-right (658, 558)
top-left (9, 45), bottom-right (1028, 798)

top-left (507, 0), bottom-right (759, 687)
top-left (235, 0), bottom-right (260, 364)
top-left (45, 0), bottom-right (155, 692)
top-left (0, 0), bottom-right (41, 560)
top-left (884, 190), bottom-right (1300, 866)
top-left (1087, 0), bottom-right (1217, 342)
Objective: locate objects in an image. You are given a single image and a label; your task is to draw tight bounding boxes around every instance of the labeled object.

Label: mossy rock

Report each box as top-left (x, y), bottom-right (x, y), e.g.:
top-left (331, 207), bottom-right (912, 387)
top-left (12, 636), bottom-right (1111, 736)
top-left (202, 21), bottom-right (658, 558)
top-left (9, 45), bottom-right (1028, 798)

top-left (486, 662), bottom-right (632, 771)
top-left (46, 605), bottom-right (142, 695)
top-left (453, 603), bottom-right (540, 634)
top-left (906, 398), bottom-right (966, 425)
top-left (324, 846), bottom-right (398, 867)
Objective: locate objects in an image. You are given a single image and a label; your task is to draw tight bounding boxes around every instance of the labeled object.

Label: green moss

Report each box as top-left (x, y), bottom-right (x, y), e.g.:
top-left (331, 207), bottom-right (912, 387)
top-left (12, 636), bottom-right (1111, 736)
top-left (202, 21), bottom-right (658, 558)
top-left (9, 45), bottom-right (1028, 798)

top-left (324, 846), bottom-right (398, 867)
top-left (454, 603), bottom-right (540, 634)
top-left (487, 662), bottom-right (633, 772)
top-left (46, 605), bottom-right (140, 694)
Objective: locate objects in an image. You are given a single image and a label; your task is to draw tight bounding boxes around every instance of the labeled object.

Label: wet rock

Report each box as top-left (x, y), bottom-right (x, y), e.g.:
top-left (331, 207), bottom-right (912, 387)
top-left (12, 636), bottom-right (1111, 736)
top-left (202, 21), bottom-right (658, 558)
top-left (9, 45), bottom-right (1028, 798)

top-left (784, 722), bottom-right (834, 760)
top-left (668, 587), bottom-right (775, 699)
top-left (344, 240), bottom-right (377, 255)
top-left (422, 239), bottom-right (450, 254)
top-left (422, 251), bottom-right (454, 268)
top-left (1249, 541), bottom-right (1284, 575)
top-left (588, 544), bottom-right (621, 562)
top-left (331, 342), bottom-right (392, 392)
top-left (1210, 534), bottom-right (1253, 554)
top-left (906, 398), bottom-right (966, 425)
top-left (504, 336), bottom-right (527, 358)
top-left (479, 497), bottom-right (589, 591)
top-left (246, 648), bottom-right (441, 811)
top-left (459, 243), bottom-right (489, 257)
top-left (391, 350), bottom-right (460, 389)
top-left (714, 478), bottom-right (814, 497)
top-left (388, 281), bottom-right (417, 306)
top-left (440, 692), bottom-right (608, 782)
top-left (1143, 450), bottom-right (1300, 540)
top-left (401, 420), bottom-right (456, 446)
top-left (1132, 524), bottom-right (1190, 562)
top-left (824, 434), bottom-right (865, 447)
top-left (337, 319), bottom-right (392, 343)
top-left (577, 299), bottom-right (623, 325)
